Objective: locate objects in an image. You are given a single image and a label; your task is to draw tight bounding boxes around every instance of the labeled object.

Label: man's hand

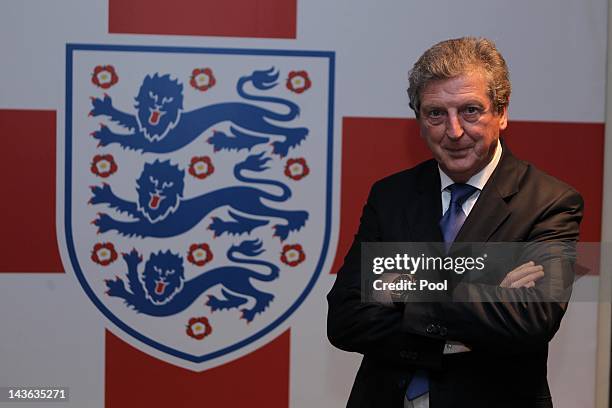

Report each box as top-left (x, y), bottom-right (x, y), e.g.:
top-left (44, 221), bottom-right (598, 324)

top-left (499, 261), bottom-right (544, 288)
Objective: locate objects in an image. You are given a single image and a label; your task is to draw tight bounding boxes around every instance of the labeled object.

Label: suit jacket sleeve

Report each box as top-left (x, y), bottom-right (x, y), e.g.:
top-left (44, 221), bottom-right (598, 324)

top-left (327, 181), bottom-right (445, 369)
top-left (402, 186), bottom-right (584, 353)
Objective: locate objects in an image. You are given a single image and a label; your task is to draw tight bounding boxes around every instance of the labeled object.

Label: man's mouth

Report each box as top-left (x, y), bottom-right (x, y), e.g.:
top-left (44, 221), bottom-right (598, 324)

top-left (444, 146), bottom-right (472, 155)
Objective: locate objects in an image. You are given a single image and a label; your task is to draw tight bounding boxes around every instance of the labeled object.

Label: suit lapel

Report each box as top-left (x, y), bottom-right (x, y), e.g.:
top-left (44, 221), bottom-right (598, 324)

top-left (399, 146), bottom-right (524, 244)
top-left (455, 146), bottom-right (521, 243)
top-left (455, 187), bottom-right (510, 243)
top-left (448, 146), bottom-right (523, 285)
top-left (404, 160), bottom-right (444, 242)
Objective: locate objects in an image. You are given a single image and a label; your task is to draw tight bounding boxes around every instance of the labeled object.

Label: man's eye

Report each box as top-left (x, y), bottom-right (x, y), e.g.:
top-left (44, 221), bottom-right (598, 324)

top-left (461, 106), bottom-right (482, 121)
top-left (463, 106), bottom-right (481, 115)
top-left (424, 109), bottom-right (445, 125)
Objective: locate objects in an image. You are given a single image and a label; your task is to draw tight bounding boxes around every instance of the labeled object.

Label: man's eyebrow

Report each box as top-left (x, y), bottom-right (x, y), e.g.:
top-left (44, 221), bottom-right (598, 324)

top-left (460, 100), bottom-right (486, 106)
top-left (421, 99), bottom-right (488, 109)
top-left (420, 104), bottom-right (444, 111)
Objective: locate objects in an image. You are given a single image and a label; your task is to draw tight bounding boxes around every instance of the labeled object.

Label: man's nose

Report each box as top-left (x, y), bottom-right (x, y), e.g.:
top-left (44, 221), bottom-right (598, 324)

top-left (446, 113), bottom-right (464, 139)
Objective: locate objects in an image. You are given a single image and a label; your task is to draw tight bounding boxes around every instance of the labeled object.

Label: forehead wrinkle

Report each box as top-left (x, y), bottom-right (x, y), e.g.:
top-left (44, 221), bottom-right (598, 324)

top-left (420, 75), bottom-right (489, 109)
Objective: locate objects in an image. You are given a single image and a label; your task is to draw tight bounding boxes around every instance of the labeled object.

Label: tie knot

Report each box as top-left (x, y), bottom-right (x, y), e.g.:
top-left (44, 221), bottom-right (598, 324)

top-left (447, 183), bottom-right (478, 206)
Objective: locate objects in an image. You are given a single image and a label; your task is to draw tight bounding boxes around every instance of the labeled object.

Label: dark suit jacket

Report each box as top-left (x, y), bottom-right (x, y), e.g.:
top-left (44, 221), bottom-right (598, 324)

top-left (327, 146), bottom-right (583, 408)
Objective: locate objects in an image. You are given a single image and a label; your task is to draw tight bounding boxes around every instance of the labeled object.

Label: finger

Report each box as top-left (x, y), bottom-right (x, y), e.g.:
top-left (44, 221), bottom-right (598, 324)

top-left (502, 261), bottom-right (535, 281)
top-left (506, 264), bottom-right (543, 283)
top-left (513, 261), bottom-right (535, 271)
top-left (510, 272), bottom-right (543, 288)
top-left (510, 267), bottom-right (544, 286)
top-left (510, 270), bottom-right (545, 288)
top-left (501, 264), bottom-right (542, 288)
top-left (525, 281), bottom-right (536, 288)
top-left (501, 262), bottom-right (536, 287)
top-left (500, 262), bottom-right (535, 287)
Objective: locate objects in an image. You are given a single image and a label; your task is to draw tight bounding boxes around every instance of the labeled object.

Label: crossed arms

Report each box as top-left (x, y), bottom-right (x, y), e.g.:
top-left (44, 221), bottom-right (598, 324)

top-left (327, 183), bottom-right (583, 366)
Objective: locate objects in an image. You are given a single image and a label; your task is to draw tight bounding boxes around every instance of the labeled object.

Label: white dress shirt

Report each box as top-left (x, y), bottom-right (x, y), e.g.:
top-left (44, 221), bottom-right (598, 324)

top-left (405, 140), bottom-right (503, 408)
top-left (439, 139), bottom-right (502, 217)
top-left (438, 139), bottom-right (502, 356)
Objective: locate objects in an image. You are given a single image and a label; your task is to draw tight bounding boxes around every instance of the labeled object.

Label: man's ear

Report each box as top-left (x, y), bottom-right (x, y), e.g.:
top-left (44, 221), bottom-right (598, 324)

top-left (498, 105), bottom-right (508, 130)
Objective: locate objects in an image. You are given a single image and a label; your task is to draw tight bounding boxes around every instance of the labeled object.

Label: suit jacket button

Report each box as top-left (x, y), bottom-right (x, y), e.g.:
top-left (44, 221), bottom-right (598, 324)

top-left (439, 326), bottom-right (448, 336)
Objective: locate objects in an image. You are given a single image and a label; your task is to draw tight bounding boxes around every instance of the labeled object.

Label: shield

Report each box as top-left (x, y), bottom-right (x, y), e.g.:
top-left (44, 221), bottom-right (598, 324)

top-left (62, 44), bottom-right (335, 369)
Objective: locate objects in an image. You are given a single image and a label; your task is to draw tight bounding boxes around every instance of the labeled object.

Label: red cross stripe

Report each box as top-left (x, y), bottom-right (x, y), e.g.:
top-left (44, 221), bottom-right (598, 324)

top-left (109, 0), bottom-right (297, 39)
top-left (106, 330), bottom-right (290, 407)
top-left (0, 109), bottom-right (63, 273)
top-left (104, 3), bottom-right (298, 405)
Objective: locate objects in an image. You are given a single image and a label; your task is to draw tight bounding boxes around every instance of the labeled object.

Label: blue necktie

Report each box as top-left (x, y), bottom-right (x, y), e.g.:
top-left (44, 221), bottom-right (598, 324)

top-left (439, 183), bottom-right (478, 251)
top-left (406, 369), bottom-right (429, 400)
top-left (406, 183), bottom-right (477, 401)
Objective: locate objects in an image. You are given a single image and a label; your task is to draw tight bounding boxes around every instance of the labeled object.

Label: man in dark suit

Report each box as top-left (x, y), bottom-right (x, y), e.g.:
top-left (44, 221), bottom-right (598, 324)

top-left (327, 37), bottom-right (583, 408)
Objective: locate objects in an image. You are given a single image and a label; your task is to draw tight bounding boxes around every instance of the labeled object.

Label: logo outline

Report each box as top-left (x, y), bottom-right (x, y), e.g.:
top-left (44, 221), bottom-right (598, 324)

top-left (64, 43), bottom-right (335, 364)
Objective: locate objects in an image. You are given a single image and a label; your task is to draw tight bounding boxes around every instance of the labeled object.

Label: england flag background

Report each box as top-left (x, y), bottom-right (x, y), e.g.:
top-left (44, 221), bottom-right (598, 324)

top-left (0, 1), bottom-right (610, 407)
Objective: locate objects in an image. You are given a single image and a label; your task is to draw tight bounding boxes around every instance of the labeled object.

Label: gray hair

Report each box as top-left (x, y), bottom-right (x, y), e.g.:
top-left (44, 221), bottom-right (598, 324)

top-left (407, 37), bottom-right (511, 116)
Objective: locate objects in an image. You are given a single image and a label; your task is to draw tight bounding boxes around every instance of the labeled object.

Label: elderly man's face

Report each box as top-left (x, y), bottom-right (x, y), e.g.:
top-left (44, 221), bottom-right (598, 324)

top-left (418, 70), bottom-right (507, 183)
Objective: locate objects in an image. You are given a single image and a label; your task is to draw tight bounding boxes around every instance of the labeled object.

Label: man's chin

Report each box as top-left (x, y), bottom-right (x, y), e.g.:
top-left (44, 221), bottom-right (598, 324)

top-left (440, 161), bottom-right (479, 182)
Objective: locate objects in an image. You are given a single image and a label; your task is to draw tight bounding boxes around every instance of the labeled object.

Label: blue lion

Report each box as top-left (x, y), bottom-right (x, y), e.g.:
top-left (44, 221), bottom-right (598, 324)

top-left (90, 68), bottom-right (307, 157)
top-left (90, 153), bottom-right (308, 240)
top-left (106, 240), bottom-right (279, 322)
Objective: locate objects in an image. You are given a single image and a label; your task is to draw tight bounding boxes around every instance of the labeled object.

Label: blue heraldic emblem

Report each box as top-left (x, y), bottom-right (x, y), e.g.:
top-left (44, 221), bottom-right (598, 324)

top-left (90, 153), bottom-right (308, 241)
top-left (64, 44), bottom-right (335, 367)
top-left (106, 240), bottom-right (277, 322)
top-left (90, 69), bottom-right (308, 157)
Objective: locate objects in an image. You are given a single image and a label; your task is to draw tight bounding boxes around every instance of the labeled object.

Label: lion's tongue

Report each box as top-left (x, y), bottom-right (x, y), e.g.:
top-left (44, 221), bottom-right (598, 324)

top-left (149, 110), bottom-right (160, 125)
top-left (149, 194), bottom-right (160, 209)
top-left (155, 281), bottom-right (166, 294)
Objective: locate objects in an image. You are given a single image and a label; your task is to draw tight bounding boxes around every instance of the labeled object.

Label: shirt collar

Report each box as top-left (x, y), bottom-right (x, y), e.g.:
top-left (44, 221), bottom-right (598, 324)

top-left (439, 139), bottom-right (502, 192)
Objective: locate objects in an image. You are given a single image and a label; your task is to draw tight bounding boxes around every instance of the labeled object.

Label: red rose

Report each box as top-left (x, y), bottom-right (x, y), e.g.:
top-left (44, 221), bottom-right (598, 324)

top-left (188, 156), bottom-right (215, 179)
top-left (280, 244), bottom-right (305, 267)
top-left (286, 71), bottom-right (312, 94)
top-left (91, 154), bottom-right (118, 178)
top-left (284, 158), bottom-right (310, 180)
top-left (92, 65), bottom-right (119, 89)
top-left (190, 68), bottom-right (216, 92)
top-left (91, 242), bottom-right (118, 266)
top-left (186, 317), bottom-right (213, 340)
top-left (187, 243), bottom-right (213, 267)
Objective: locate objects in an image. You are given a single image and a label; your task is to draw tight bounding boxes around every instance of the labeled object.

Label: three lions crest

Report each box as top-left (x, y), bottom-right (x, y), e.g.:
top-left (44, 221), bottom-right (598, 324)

top-left (64, 44), bottom-right (334, 369)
